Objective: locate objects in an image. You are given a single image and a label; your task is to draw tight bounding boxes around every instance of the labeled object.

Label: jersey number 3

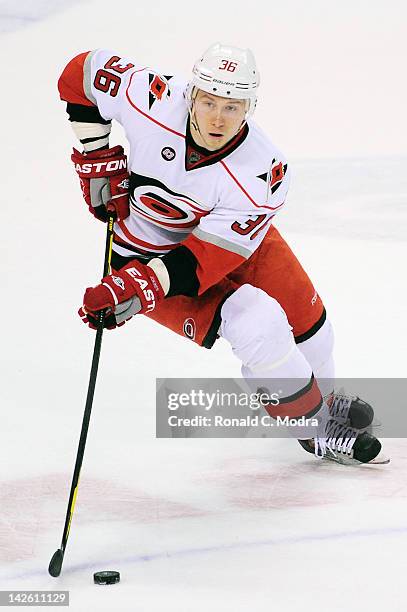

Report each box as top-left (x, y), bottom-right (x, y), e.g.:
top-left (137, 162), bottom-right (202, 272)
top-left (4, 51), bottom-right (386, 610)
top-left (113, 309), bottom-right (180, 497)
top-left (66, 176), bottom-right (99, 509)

top-left (231, 214), bottom-right (267, 240)
top-left (94, 56), bottom-right (135, 97)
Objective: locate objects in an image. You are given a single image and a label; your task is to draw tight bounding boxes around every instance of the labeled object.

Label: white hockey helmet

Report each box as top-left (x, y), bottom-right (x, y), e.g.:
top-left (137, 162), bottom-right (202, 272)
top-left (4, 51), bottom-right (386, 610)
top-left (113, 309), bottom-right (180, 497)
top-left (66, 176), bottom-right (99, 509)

top-left (186, 42), bottom-right (260, 119)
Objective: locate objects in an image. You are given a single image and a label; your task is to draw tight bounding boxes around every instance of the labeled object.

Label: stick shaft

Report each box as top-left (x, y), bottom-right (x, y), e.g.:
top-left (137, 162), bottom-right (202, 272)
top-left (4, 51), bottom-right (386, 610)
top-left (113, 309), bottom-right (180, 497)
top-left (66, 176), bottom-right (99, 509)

top-left (58, 215), bottom-right (114, 557)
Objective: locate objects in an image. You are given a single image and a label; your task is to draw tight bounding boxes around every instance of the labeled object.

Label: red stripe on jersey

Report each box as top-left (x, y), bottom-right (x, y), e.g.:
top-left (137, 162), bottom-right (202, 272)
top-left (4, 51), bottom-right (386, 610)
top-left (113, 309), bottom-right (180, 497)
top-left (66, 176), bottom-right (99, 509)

top-left (126, 71), bottom-right (185, 138)
top-left (117, 220), bottom-right (177, 252)
top-left (183, 233), bottom-right (245, 295)
top-left (220, 161), bottom-right (285, 212)
top-left (58, 51), bottom-right (95, 106)
top-left (263, 377), bottom-right (322, 419)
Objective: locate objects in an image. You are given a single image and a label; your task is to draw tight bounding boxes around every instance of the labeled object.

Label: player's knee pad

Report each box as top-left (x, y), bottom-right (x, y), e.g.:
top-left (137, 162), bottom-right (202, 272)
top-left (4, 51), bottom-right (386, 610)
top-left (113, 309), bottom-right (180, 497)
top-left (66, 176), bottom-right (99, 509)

top-left (220, 284), bottom-right (295, 371)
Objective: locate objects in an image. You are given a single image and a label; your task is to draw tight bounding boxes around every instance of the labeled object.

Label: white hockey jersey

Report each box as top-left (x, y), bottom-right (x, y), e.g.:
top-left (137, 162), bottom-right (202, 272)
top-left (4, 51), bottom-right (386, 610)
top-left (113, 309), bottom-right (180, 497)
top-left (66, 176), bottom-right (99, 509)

top-left (58, 49), bottom-right (290, 293)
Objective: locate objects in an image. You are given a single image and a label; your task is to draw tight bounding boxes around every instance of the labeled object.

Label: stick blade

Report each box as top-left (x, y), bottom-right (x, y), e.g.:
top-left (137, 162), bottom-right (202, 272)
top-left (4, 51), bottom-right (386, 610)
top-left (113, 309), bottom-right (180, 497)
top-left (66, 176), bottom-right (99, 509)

top-left (48, 549), bottom-right (64, 577)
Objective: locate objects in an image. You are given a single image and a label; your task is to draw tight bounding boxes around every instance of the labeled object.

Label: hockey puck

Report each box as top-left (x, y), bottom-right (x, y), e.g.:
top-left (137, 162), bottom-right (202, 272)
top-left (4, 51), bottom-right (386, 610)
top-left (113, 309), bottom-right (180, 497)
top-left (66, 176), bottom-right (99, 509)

top-left (93, 571), bottom-right (120, 585)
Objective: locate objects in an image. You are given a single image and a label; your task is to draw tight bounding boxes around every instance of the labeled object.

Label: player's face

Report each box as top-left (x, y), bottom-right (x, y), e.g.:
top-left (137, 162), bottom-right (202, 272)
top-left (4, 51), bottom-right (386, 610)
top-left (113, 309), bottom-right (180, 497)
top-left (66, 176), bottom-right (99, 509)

top-left (191, 90), bottom-right (247, 151)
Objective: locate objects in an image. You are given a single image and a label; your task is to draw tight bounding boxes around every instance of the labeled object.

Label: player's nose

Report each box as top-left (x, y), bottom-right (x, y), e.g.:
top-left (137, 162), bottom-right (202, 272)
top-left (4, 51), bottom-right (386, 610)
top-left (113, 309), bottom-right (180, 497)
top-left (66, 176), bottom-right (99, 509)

top-left (212, 110), bottom-right (224, 127)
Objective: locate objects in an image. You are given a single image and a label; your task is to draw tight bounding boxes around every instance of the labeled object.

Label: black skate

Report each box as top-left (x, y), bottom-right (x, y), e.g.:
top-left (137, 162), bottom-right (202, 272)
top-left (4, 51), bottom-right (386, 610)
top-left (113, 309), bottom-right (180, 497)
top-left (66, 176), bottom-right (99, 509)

top-left (298, 419), bottom-right (389, 465)
top-left (327, 391), bottom-right (374, 430)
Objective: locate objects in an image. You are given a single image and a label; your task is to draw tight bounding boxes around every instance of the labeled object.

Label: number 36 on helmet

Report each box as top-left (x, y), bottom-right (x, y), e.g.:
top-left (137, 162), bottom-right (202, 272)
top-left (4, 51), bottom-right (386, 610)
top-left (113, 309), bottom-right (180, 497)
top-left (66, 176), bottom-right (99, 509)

top-left (185, 42), bottom-right (260, 119)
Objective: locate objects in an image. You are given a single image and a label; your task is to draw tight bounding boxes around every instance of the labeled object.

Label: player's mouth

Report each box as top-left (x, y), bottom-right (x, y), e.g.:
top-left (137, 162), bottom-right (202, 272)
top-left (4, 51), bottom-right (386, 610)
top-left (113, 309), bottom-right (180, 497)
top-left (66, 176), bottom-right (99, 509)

top-left (208, 132), bottom-right (224, 139)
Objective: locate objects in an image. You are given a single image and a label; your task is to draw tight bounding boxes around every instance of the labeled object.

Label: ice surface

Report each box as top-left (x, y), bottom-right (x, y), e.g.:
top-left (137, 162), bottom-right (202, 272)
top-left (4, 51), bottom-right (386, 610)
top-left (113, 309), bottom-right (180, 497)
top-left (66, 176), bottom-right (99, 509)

top-left (1, 2), bottom-right (406, 611)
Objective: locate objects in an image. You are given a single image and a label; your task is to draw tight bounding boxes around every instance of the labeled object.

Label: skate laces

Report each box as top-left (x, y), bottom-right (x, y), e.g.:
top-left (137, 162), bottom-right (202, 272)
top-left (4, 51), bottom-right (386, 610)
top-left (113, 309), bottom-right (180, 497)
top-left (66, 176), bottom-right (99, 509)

top-left (328, 392), bottom-right (356, 421)
top-left (314, 419), bottom-right (358, 459)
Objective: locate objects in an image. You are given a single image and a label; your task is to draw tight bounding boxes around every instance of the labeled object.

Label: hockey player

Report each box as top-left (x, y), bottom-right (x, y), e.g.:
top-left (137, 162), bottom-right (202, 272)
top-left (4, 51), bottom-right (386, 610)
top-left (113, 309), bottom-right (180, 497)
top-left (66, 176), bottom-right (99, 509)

top-left (58, 43), bottom-right (386, 465)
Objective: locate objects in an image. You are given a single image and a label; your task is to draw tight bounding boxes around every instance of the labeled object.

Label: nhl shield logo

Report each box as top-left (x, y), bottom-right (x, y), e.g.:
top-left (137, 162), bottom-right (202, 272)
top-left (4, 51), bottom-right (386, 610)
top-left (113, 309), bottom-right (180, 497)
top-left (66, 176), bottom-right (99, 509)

top-left (188, 151), bottom-right (201, 164)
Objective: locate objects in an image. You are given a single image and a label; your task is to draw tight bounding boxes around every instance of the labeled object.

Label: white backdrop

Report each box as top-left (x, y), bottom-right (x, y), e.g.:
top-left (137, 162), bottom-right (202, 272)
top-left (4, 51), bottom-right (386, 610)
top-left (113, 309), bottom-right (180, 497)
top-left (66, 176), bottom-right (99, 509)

top-left (1, 3), bottom-right (406, 611)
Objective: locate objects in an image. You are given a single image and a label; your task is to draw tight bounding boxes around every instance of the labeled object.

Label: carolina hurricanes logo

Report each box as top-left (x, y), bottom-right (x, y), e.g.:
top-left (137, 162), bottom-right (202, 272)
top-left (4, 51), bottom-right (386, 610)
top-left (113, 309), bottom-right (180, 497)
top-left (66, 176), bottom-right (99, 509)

top-left (269, 159), bottom-right (286, 193)
top-left (148, 73), bottom-right (172, 109)
top-left (257, 159), bottom-right (288, 195)
top-left (129, 173), bottom-right (208, 230)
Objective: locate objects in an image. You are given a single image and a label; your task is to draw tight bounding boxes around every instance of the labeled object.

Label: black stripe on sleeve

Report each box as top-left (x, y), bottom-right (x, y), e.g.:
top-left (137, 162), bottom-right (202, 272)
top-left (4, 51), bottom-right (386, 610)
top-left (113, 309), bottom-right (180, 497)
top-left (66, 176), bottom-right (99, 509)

top-left (80, 134), bottom-right (109, 145)
top-left (66, 102), bottom-right (111, 124)
top-left (294, 308), bottom-right (327, 343)
top-left (162, 246), bottom-right (200, 297)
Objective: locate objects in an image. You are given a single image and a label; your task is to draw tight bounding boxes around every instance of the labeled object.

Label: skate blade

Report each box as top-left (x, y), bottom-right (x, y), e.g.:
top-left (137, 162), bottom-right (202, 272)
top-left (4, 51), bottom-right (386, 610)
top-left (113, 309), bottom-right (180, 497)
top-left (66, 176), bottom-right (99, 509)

top-left (323, 450), bottom-right (390, 466)
top-left (366, 454), bottom-right (390, 465)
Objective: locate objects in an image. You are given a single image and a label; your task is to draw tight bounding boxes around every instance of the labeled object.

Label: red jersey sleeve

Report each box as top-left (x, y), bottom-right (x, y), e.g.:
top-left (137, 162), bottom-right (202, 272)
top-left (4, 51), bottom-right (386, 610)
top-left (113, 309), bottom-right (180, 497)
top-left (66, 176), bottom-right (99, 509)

top-left (58, 51), bottom-right (95, 106)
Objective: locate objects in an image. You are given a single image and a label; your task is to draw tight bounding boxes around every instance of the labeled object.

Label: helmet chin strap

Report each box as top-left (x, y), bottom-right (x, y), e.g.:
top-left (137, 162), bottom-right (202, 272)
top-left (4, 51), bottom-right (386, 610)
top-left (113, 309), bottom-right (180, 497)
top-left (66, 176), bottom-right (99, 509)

top-left (189, 87), bottom-right (202, 135)
top-left (190, 108), bottom-right (201, 136)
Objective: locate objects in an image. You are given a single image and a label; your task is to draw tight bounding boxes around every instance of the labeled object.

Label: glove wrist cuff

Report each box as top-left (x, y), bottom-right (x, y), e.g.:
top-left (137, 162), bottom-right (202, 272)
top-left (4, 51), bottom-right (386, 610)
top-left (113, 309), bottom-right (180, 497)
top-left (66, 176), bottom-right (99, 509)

top-left (122, 263), bottom-right (165, 313)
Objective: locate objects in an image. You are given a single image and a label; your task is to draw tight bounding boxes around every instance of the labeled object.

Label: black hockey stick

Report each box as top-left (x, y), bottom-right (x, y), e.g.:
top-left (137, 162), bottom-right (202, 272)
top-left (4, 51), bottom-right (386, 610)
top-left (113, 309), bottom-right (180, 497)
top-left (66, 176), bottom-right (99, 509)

top-left (48, 212), bottom-right (115, 577)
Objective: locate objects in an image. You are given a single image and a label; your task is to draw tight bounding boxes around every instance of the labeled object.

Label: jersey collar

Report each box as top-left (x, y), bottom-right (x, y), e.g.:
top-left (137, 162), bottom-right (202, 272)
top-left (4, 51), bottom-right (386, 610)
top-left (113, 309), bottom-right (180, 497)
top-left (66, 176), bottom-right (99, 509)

top-left (185, 117), bottom-right (249, 171)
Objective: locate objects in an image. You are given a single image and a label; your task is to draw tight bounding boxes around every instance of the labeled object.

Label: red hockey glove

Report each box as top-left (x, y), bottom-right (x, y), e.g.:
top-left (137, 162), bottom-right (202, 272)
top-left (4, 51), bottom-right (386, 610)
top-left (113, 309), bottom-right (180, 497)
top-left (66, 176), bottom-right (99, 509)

top-left (71, 145), bottom-right (130, 222)
top-left (78, 261), bottom-right (165, 330)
